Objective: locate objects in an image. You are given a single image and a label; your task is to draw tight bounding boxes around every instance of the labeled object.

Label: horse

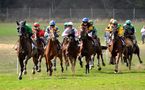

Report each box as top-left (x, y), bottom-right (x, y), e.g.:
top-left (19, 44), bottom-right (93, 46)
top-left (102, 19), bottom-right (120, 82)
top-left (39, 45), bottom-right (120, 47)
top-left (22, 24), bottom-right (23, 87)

top-left (16, 21), bottom-right (32, 80)
top-left (78, 29), bottom-right (106, 71)
top-left (44, 30), bottom-right (64, 76)
top-left (78, 29), bottom-right (96, 74)
top-left (109, 35), bottom-right (124, 73)
top-left (62, 34), bottom-right (79, 74)
top-left (122, 38), bottom-right (134, 70)
top-left (32, 34), bottom-right (45, 74)
top-left (123, 36), bottom-right (143, 70)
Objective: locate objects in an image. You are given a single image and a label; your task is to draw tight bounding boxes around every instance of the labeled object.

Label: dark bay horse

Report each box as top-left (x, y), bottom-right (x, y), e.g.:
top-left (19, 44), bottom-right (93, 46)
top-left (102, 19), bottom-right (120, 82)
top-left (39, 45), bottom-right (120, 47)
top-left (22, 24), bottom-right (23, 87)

top-left (62, 35), bottom-right (79, 74)
top-left (32, 36), bottom-right (45, 74)
top-left (16, 21), bottom-right (32, 80)
top-left (78, 29), bottom-right (96, 74)
top-left (44, 30), bottom-right (64, 76)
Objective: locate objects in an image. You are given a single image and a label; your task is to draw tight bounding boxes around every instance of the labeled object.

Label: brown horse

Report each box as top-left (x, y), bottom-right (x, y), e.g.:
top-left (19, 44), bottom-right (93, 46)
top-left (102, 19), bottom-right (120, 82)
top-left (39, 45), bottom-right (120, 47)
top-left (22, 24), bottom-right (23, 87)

top-left (109, 36), bottom-right (124, 73)
top-left (32, 36), bottom-right (45, 74)
top-left (123, 38), bottom-right (134, 70)
top-left (123, 38), bottom-right (143, 70)
top-left (44, 30), bottom-right (64, 76)
top-left (16, 21), bottom-right (32, 80)
top-left (62, 35), bottom-right (79, 74)
top-left (78, 29), bottom-right (96, 74)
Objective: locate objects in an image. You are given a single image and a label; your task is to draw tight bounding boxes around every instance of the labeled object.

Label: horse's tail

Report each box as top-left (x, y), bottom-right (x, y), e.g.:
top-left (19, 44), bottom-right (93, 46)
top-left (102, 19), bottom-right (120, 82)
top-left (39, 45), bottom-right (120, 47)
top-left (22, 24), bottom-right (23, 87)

top-left (101, 46), bottom-right (108, 50)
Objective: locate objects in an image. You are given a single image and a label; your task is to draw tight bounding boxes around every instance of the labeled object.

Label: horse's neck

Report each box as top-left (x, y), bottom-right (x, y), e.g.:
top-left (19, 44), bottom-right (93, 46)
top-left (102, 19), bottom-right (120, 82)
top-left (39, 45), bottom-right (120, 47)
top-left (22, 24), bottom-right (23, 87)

top-left (19, 37), bottom-right (31, 50)
top-left (82, 38), bottom-right (91, 48)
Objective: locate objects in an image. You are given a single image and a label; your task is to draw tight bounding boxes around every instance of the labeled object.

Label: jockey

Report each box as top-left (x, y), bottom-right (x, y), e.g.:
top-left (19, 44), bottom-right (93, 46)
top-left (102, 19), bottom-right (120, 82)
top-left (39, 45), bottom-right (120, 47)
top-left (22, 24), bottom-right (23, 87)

top-left (32, 22), bottom-right (46, 46)
top-left (88, 20), bottom-right (97, 38)
top-left (64, 22), bottom-right (68, 29)
top-left (62, 22), bottom-right (78, 39)
top-left (44, 20), bottom-right (59, 40)
top-left (81, 17), bottom-right (90, 30)
top-left (123, 20), bottom-right (136, 44)
top-left (105, 18), bottom-right (114, 33)
top-left (44, 20), bottom-right (60, 50)
top-left (112, 20), bottom-right (125, 45)
top-left (104, 18), bottom-right (114, 45)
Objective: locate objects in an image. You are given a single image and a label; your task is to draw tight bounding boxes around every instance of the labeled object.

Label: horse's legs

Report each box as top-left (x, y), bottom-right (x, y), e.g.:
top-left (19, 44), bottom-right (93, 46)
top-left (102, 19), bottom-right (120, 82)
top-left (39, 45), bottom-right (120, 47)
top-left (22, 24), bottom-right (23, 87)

top-left (18, 57), bottom-right (24, 80)
top-left (64, 54), bottom-right (69, 71)
top-left (78, 55), bottom-right (83, 68)
top-left (58, 55), bottom-right (64, 73)
top-left (32, 55), bottom-right (38, 74)
top-left (128, 54), bottom-right (133, 70)
top-left (97, 54), bottom-right (101, 71)
top-left (135, 45), bottom-right (143, 64)
top-left (137, 52), bottom-right (143, 64)
top-left (23, 56), bottom-right (29, 75)
top-left (53, 57), bottom-right (57, 71)
top-left (45, 55), bottom-right (49, 73)
top-left (114, 53), bottom-right (121, 73)
top-left (101, 54), bottom-right (106, 66)
top-left (49, 60), bottom-right (53, 76)
top-left (70, 58), bottom-right (74, 74)
top-left (85, 56), bottom-right (90, 74)
top-left (37, 55), bottom-right (43, 72)
top-left (89, 55), bottom-right (94, 70)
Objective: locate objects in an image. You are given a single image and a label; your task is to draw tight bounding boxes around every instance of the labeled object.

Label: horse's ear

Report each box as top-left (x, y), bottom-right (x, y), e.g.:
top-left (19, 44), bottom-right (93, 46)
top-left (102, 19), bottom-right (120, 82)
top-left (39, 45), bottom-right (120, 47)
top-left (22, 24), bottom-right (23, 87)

top-left (16, 21), bottom-right (19, 25)
top-left (23, 21), bottom-right (26, 25)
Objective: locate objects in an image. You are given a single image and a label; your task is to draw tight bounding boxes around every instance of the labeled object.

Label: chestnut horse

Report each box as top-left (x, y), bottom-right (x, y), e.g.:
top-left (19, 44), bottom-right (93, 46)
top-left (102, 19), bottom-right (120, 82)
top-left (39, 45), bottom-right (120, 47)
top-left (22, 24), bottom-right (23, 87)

top-left (44, 30), bottom-right (64, 76)
top-left (109, 35), bottom-right (124, 73)
top-left (62, 35), bottom-right (79, 74)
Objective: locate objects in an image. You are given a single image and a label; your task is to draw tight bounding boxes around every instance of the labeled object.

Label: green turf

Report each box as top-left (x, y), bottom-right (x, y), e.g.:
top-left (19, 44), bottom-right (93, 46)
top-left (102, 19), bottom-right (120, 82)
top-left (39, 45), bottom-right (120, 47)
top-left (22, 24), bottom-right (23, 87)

top-left (0, 22), bottom-right (145, 90)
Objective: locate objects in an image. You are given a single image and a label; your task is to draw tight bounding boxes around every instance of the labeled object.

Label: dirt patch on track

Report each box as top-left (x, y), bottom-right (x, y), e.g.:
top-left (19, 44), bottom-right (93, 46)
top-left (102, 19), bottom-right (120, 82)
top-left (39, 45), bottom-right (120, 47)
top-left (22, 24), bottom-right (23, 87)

top-left (0, 44), bottom-right (16, 55)
top-left (0, 44), bottom-right (15, 50)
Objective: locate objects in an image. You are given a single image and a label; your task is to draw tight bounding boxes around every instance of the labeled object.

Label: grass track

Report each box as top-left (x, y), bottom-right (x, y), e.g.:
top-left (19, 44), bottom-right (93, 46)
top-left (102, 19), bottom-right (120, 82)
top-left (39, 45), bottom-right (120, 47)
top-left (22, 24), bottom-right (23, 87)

top-left (0, 22), bottom-right (145, 90)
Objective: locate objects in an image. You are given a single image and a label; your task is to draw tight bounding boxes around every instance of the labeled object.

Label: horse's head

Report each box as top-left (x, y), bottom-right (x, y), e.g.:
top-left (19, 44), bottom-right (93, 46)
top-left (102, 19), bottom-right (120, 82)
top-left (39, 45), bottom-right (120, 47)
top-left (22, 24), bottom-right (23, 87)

top-left (79, 28), bottom-right (88, 40)
top-left (16, 21), bottom-right (27, 37)
top-left (49, 29), bottom-right (56, 41)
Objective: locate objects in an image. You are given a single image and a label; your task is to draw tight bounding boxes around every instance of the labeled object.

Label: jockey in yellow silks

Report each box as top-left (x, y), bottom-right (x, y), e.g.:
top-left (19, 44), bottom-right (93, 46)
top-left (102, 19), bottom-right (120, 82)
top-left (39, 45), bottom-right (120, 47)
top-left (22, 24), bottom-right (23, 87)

top-left (104, 18), bottom-right (114, 45)
top-left (112, 20), bottom-right (125, 45)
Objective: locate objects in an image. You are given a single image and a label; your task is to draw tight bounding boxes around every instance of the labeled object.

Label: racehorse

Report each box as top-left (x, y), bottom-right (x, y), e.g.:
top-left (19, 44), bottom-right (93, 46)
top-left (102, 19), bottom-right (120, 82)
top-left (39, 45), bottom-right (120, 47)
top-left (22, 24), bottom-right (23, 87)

top-left (32, 34), bottom-right (45, 74)
top-left (123, 38), bottom-right (134, 70)
top-left (16, 21), bottom-right (32, 80)
top-left (62, 35), bottom-right (79, 74)
top-left (123, 36), bottom-right (143, 70)
top-left (109, 35), bottom-right (124, 73)
top-left (78, 28), bottom-right (96, 74)
top-left (44, 30), bottom-right (64, 76)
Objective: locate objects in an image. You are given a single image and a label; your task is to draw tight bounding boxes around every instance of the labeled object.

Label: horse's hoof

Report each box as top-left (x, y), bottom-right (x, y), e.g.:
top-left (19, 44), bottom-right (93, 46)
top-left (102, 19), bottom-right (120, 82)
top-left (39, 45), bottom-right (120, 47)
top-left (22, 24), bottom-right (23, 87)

top-left (54, 68), bottom-right (57, 71)
top-left (98, 67), bottom-right (102, 71)
top-left (18, 76), bottom-right (22, 80)
top-left (23, 70), bottom-right (27, 75)
top-left (114, 70), bottom-right (118, 73)
top-left (61, 68), bottom-right (64, 73)
top-left (102, 63), bottom-right (106, 66)
top-left (140, 61), bottom-right (143, 64)
top-left (49, 73), bottom-right (52, 76)
top-left (32, 70), bottom-right (35, 74)
top-left (37, 68), bottom-right (41, 72)
top-left (109, 62), bottom-right (115, 65)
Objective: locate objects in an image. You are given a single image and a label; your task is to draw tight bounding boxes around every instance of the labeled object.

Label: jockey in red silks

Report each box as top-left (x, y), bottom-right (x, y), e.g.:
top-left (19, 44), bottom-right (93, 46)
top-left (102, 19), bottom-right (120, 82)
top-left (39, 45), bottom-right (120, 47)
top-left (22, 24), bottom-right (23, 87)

top-left (32, 22), bottom-right (46, 46)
